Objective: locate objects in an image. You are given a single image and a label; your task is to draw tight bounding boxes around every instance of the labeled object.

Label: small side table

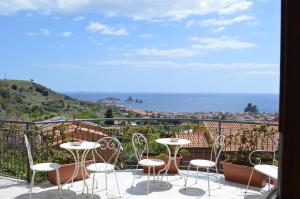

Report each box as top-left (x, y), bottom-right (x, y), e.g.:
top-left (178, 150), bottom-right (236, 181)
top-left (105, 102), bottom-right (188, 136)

top-left (60, 141), bottom-right (100, 196)
top-left (155, 138), bottom-right (191, 180)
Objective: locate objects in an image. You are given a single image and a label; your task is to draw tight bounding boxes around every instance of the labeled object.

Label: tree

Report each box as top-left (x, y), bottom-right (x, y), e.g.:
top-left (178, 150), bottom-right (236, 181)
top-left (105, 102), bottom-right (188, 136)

top-left (104, 108), bottom-right (114, 125)
top-left (11, 84), bottom-right (18, 90)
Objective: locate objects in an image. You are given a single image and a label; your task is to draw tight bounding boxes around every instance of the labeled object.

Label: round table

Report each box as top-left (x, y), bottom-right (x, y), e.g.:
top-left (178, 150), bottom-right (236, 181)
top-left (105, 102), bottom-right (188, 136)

top-left (60, 141), bottom-right (100, 195)
top-left (155, 138), bottom-right (191, 180)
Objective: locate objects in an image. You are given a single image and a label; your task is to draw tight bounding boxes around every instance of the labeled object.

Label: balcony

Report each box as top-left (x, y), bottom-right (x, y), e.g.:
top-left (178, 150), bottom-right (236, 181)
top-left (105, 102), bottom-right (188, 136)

top-left (0, 118), bottom-right (278, 198)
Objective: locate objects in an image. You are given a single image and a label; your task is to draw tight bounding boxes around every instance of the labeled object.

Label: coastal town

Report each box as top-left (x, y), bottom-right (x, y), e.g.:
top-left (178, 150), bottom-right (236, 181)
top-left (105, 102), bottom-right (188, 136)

top-left (120, 106), bottom-right (279, 123)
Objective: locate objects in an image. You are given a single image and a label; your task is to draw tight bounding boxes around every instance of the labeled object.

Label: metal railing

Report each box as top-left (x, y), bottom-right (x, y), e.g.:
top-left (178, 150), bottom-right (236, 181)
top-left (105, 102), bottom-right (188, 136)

top-left (0, 118), bottom-right (279, 182)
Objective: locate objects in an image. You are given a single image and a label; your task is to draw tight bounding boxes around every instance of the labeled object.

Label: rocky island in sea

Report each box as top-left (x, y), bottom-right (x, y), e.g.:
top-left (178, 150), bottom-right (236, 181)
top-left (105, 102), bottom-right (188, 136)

top-left (125, 96), bottom-right (143, 103)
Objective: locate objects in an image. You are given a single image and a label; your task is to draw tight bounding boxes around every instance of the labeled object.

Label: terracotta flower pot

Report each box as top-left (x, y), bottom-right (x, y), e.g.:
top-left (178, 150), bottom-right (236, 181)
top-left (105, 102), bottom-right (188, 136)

top-left (142, 153), bottom-right (182, 174)
top-left (222, 161), bottom-right (267, 187)
top-left (48, 160), bottom-right (93, 185)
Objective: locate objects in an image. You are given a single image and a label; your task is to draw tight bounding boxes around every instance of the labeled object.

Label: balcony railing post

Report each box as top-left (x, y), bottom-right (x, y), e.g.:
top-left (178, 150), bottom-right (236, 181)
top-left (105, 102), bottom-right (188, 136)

top-left (217, 119), bottom-right (222, 171)
top-left (25, 123), bottom-right (31, 183)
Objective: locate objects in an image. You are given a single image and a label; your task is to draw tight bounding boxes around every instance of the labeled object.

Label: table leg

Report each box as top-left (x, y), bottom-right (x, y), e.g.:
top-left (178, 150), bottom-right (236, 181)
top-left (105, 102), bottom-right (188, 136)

top-left (174, 145), bottom-right (188, 183)
top-left (80, 149), bottom-right (90, 197)
top-left (61, 149), bottom-right (80, 189)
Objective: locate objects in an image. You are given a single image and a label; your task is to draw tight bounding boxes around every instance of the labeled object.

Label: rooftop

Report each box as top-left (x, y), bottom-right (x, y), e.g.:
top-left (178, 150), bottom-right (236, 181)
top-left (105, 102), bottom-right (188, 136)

top-left (0, 170), bottom-right (271, 199)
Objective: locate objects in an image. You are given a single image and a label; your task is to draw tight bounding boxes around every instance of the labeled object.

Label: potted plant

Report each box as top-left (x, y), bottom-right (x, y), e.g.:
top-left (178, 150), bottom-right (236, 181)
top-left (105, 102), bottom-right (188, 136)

top-left (221, 125), bottom-right (277, 187)
top-left (45, 124), bottom-right (93, 185)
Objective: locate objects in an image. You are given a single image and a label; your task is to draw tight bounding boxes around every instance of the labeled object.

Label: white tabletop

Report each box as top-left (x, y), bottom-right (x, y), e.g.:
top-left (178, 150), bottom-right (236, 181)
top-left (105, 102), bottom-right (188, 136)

top-left (156, 138), bottom-right (191, 146)
top-left (60, 141), bottom-right (100, 150)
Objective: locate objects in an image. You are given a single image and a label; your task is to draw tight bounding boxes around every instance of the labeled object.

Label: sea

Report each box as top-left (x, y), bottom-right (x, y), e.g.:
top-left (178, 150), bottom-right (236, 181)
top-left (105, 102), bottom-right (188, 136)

top-left (64, 92), bottom-right (279, 113)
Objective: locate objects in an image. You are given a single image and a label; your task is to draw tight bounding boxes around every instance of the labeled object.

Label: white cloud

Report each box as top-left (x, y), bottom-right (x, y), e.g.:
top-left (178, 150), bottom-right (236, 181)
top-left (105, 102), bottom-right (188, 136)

top-left (191, 36), bottom-right (256, 49)
top-left (139, 34), bottom-right (156, 39)
top-left (242, 70), bottom-right (279, 76)
top-left (26, 32), bottom-right (35, 36)
top-left (200, 15), bottom-right (254, 26)
top-left (61, 32), bottom-right (72, 37)
top-left (218, 1), bottom-right (253, 15)
top-left (211, 27), bottom-right (226, 33)
top-left (0, 0), bottom-right (253, 20)
top-left (98, 60), bottom-right (278, 70)
top-left (86, 22), bottom-right (128, 36)
top-left (40, 28), bottom-right (50, 35)
top-left (137, 48), bottom-right (198, 57)
top-left (73, 16), bottom-right (85, 21)
top-left (35, 60), bottom-right (278, 72)
top-left (186, 20), bottom-right (196, 28)
top-left (137, 36), bottom-right (255, 57)
top-left (187, 15), bottom-right (254, 28)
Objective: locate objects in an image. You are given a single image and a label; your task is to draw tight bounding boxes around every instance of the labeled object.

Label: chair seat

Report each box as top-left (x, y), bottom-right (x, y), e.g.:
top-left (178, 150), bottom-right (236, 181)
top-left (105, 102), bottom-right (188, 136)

top-left (190, 159), bottom-right (216, 168)
top-left (139, 158), bottom-right (165, 167)
top-left (86, 163), bottom-right (115, 172)
top-left (31, 163), bottom-right (61, 171)
top-left (254, 164), bottom-right (278, 179)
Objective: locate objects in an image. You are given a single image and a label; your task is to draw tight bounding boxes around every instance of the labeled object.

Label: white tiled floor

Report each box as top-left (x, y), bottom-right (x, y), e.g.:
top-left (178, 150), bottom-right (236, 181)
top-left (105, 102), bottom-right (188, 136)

top-left (0, 170), bottom-right (271, 199)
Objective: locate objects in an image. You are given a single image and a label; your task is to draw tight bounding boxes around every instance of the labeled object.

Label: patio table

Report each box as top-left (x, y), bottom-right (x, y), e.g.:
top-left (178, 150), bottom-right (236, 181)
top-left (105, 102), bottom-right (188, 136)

top-left (60, 141), bottom-right (100, 195)
top-left (155, 138), bottom-right (190, 180)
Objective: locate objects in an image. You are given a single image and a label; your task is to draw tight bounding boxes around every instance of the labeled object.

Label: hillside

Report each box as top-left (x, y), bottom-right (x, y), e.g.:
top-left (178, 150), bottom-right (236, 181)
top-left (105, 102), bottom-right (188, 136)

top-left (0, 79), bottom-right (116, 121)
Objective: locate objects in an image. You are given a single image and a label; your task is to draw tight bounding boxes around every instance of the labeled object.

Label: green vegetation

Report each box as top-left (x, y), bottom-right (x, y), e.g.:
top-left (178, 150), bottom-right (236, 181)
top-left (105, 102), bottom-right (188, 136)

top-left (0, 79), bottom-right (121, 121)
top-left (223, 124), bottom-right (277, 166)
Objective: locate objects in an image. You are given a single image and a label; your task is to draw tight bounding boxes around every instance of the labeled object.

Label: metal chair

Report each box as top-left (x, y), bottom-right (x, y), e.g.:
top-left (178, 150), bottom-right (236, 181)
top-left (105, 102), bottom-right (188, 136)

top-left (86, 137), bottom-right (122, 198)
top-left (245, 150), bottom-right (278, 195)
top-left (131, 133), bottom-right (165, 195)
top-left (24, 134), bottom-right (62, 199)
top-left (185, 135), bottom-right (225, 196)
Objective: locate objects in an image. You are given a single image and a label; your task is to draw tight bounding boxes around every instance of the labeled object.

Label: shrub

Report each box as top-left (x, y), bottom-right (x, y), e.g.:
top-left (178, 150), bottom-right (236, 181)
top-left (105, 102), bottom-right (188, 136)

top-left (0, 89), bottom-right (10, 98)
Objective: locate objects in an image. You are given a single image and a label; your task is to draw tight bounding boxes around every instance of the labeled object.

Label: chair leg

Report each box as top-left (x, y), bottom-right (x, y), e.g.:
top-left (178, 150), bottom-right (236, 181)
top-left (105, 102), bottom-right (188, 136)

top-left (147, 168), bottom-right (150, 195)
top-left (29, 170), bottom-right (36, 199)
top-left (207, 168), bottom-right (210, 196)
top-left (95, 177), bottom-right (98, 189)
top-left (184, 163), bottom-right (191, 189)
top-left (245, 167), bottom-right (255, 195)
top-left (215, 165), bottom-right (221, 189)
top-left (105, 172), bottom-right (108, 190)
top-left (56, 169), bottom-right (62, 199)
top-left (92, 172), bottom-right (95, 199)
top-left (131, 164), bottom-right (139, 187)
top-left (195, 166), bottom-right (199, 184)
top-left (113, 170), bottom-right (121, 198)
top-left (153, 167), bottom-right (155, 182)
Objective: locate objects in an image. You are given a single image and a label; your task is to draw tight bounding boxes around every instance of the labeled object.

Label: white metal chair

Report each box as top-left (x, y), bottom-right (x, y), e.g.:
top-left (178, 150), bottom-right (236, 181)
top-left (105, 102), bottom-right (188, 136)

top-left (131, 133), bottom-right (165, 195)
top-left (86, 137), bottom-right (122, 198)
top-left (185, 135), bottom-right (225, 196)
top-left (24, 134), bottom-right (62, 199)
top-left (245, 150), bottom-right (278, 195)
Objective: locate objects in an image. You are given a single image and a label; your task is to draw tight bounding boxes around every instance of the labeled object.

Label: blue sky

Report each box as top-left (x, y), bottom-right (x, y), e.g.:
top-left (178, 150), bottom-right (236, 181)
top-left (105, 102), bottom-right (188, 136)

top-left (0, 0), bottom-right (280, 93)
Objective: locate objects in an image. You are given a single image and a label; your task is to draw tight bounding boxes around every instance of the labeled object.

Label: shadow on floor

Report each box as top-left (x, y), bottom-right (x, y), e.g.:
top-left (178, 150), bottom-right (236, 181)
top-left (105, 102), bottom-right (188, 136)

top-left (127, 180), bottom-right (172, 195)
top-left (14, 189), bottom-right (101, 199)
top-left (178, 187), bottom-right (206, 197)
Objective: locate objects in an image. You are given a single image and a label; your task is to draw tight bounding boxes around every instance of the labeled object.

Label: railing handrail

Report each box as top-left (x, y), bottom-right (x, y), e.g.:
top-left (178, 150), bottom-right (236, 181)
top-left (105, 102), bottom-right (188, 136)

top-left (0, 117), bottom-right (279, 126)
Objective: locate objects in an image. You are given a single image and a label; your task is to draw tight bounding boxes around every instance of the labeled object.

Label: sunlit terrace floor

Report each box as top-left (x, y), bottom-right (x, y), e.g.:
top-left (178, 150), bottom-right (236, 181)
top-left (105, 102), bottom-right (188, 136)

top-left (0, 170), bottom-right (272, 199)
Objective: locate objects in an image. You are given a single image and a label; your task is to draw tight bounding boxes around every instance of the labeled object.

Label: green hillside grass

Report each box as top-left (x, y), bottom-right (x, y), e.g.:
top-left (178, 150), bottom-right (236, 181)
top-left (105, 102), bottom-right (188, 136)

top-left (0, 79), bottom-right (112, 121)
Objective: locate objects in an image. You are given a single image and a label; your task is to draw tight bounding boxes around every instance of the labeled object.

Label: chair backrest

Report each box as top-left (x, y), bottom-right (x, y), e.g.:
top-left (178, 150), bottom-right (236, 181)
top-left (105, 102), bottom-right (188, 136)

top-left (92, 137), bottom-right (123, 167)
top-left (210, 135), bottom-right (225, 164)
top-left (24, 134), bottom-right (34, 168)
top-left (132, 133), bottom-right (148, 162)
